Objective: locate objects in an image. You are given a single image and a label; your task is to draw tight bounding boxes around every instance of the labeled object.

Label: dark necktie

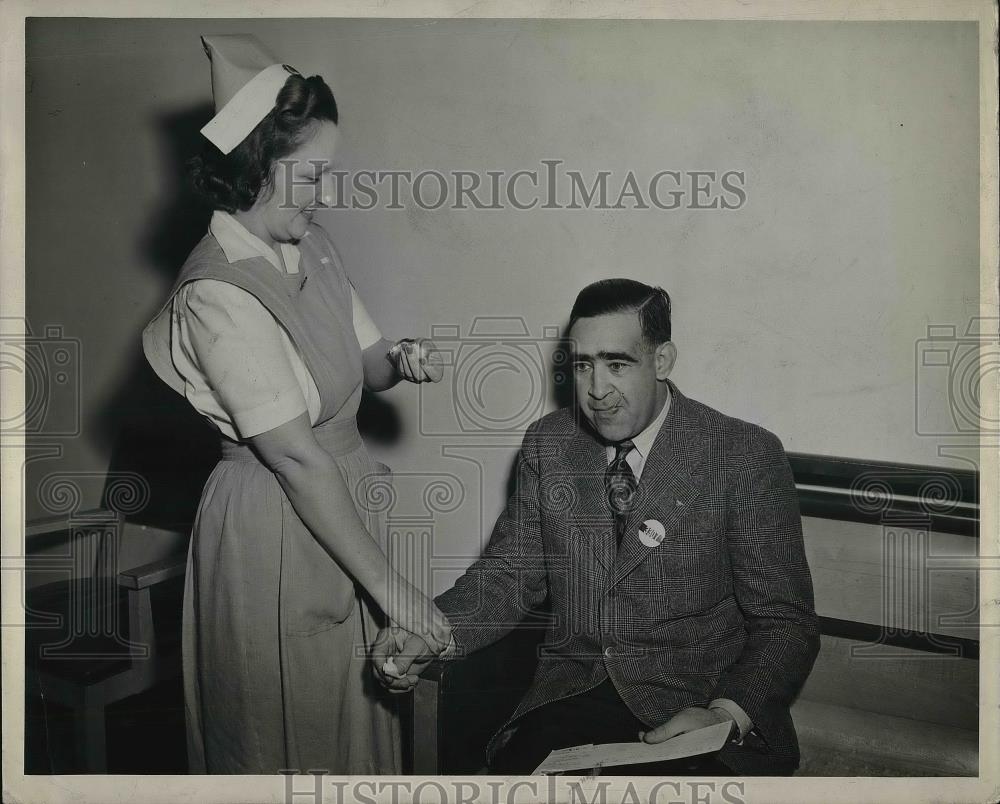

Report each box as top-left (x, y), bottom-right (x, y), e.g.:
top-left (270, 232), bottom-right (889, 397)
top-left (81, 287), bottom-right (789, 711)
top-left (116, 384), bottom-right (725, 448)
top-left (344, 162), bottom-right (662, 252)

top-left (605, 440), bottom-right (637, 549)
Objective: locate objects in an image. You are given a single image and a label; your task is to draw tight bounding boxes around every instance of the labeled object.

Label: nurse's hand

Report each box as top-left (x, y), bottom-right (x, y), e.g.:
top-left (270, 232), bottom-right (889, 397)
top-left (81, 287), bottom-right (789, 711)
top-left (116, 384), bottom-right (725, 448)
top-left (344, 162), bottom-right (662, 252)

top-left (389, 338), bottom-right (444, 384)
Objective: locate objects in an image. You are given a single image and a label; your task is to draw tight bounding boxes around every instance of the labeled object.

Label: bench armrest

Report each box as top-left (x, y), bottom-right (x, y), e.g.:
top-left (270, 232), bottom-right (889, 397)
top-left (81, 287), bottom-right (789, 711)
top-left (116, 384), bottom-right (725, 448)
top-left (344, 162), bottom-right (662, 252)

top-left (117, 554), bottom-right (186, 590)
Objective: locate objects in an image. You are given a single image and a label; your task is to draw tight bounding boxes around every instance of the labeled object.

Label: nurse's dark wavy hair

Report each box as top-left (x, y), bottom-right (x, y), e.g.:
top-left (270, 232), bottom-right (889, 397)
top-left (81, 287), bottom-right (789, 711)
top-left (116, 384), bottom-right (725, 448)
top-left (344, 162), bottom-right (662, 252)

top-left (188, 73), bottom-right (338, 213)
top-left (568, 279), bottom-right (672, 348)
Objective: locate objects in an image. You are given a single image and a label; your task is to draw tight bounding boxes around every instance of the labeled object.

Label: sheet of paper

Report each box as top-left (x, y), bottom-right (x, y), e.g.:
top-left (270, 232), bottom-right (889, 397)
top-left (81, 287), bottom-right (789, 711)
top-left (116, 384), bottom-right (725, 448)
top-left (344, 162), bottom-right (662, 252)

top-left (533, 721), bottom-right (732, 774)
top-left (531, 743), bottom-right (597, 773)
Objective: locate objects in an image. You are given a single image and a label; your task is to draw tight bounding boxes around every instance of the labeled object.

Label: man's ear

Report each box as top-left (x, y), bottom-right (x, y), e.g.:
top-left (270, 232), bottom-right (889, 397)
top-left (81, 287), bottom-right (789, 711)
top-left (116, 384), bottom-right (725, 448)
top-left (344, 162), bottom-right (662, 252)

top-left (655, 341), bottom-right (677, 381)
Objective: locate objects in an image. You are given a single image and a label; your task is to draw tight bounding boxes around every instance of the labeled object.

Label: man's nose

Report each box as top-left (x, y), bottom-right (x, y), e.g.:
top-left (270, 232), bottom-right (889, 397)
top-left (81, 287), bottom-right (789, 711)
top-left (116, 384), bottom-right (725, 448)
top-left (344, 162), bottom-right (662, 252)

top-left (588, 368), bottom-right (615, 401)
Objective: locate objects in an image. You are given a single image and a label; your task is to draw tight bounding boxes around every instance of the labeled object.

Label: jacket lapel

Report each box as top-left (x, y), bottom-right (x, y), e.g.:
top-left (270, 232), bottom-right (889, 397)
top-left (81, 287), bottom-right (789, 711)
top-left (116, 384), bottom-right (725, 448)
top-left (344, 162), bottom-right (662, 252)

top-left (609, 383), bottom-right (710, 588)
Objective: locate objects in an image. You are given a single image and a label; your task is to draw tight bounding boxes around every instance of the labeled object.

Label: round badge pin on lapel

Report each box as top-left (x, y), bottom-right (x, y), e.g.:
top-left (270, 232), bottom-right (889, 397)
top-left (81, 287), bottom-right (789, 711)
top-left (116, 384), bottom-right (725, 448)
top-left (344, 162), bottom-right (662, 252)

top-left (638, 519), bottom-right (666, 548)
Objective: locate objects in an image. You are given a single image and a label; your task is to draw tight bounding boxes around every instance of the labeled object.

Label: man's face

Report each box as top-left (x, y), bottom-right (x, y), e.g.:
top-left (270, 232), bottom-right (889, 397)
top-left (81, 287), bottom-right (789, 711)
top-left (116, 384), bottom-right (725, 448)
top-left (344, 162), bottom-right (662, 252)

top-left (569, 312), bottom-right (675, 443)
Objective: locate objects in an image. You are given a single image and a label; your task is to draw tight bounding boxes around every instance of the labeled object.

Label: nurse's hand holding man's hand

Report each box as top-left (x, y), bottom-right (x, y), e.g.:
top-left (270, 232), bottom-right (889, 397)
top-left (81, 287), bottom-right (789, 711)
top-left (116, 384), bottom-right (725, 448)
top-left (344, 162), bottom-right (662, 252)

top-left (371, 625), bottom-right (453, 694)
top-left (389, 338), bottom-right (444, 384)
top-left (374, 583), bottom-right (452, 693)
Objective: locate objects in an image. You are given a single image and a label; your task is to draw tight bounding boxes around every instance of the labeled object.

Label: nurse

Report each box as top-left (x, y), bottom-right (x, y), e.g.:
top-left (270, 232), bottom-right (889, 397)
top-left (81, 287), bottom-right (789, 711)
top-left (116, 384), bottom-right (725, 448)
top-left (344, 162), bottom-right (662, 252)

top-left (142, 35), bottom-right (451, 775)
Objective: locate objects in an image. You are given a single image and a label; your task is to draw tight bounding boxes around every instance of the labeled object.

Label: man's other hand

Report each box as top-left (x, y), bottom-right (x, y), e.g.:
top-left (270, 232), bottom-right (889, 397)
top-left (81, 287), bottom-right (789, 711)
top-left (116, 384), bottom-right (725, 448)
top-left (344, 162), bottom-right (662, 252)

top-left (639, 706), bottom-right (734, 744)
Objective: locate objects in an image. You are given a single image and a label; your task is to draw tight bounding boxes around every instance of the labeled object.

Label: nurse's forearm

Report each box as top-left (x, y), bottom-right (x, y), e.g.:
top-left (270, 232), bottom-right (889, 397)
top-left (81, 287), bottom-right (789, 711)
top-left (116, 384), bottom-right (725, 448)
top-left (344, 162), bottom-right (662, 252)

top-left (272, 451), bottom-right (398, 611)
top-left (361, 338), bottom-right (402, 391)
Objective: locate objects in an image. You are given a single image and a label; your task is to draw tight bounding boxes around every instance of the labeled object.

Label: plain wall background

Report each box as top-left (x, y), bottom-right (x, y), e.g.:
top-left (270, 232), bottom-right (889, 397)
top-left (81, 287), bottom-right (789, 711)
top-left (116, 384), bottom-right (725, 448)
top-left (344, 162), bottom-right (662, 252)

top-left (25, 19), bottom-right (980, 583)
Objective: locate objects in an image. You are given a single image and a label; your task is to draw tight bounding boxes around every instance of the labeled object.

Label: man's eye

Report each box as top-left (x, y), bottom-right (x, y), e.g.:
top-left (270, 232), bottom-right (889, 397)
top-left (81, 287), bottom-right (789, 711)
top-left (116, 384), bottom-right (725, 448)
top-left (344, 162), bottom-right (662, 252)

top-left (609, 362), bottom-right (629, 372)
top-left (572, 362), bottom-right (592, 373)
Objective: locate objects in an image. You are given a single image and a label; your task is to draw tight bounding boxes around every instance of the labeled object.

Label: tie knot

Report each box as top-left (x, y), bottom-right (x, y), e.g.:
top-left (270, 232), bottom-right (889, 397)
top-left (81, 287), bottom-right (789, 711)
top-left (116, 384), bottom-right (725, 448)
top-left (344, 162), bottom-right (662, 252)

top-left (614, 440), bottom-right (635, 462)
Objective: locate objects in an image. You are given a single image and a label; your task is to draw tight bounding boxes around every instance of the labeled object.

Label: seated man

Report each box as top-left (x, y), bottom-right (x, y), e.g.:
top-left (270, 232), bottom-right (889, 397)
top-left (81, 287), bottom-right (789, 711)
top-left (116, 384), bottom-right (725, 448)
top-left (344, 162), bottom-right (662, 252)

top-left (373, 278), bottom-right (820, 775)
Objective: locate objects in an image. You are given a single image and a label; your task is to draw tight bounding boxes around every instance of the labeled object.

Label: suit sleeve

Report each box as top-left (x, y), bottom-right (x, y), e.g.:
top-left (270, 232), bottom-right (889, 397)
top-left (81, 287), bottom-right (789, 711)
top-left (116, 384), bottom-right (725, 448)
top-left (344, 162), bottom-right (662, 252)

top-left (434, 423), bottom-right (549, 655)
top-left (710, 426), bottom-right (821, 746)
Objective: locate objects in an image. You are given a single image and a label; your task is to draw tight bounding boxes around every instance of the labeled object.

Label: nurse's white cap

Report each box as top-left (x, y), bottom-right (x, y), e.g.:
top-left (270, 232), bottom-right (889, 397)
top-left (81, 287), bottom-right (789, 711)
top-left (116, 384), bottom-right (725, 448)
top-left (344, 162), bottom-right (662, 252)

top-left (199, 34), bottom-right (299, 155)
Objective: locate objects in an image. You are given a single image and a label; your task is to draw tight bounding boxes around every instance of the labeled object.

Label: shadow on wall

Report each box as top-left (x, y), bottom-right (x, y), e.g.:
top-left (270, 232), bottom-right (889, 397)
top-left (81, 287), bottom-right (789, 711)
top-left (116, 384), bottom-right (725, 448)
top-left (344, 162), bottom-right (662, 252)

top-left (142, 103), bottom-right (216, 284)
top-left (358, 389), bottom-right (402, 445)
top-left (95, 104), bottom-right (217, 529)
top-left (96, 359), bottom-right (219, 529)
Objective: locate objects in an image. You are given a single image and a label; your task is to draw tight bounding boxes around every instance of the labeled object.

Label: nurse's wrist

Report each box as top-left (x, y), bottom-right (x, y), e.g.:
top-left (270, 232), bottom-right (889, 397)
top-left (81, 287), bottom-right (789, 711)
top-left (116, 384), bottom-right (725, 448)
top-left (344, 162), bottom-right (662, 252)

top-left (371, 568), bottom-right (404, 614)
top-left (379, 573), bottom-right (442, 644)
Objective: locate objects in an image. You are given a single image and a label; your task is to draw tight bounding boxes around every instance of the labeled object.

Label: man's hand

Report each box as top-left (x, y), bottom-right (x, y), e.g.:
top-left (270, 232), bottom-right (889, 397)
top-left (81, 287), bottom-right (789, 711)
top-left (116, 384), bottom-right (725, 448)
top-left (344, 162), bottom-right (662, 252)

top-left (639, 706), bottom-right (735, 744)
top-left (371, 626), bottom-right (443, 694)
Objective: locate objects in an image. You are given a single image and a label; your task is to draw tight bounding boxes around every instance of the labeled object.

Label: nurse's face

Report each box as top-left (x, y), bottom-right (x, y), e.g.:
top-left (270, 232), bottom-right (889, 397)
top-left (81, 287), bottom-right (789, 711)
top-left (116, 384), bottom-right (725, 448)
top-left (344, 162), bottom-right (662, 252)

top-left (251, 120), bottom-right (340, 244)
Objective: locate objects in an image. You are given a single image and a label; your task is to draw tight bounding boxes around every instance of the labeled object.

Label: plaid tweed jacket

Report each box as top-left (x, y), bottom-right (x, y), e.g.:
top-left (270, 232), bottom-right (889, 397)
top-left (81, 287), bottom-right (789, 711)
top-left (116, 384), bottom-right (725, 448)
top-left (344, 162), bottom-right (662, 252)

top-left (435, 382), bottom-right (820, 774)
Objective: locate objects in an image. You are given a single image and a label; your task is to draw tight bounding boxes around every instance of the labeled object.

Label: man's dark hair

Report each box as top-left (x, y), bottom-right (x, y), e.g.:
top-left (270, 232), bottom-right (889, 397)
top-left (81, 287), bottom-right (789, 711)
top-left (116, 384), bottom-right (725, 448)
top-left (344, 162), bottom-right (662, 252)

top-left (188, 73), bottom-right (339, 213)
top-left (568, 278), bottom-right (672, 347)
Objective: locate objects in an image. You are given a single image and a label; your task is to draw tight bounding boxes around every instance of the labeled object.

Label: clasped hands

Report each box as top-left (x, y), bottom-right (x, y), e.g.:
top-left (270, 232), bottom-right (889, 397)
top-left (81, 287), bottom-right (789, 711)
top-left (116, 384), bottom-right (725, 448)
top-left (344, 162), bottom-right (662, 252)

top-left (371, 625), bottom-right (449, 694)
top-left (373, 584), bottom-right (453, 692)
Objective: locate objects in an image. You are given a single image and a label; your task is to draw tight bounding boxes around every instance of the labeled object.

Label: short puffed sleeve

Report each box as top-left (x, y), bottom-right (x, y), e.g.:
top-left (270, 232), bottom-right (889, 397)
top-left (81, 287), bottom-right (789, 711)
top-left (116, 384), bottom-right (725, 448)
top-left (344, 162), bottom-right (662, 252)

top-left (174, 279), bottom-right (309, 438)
